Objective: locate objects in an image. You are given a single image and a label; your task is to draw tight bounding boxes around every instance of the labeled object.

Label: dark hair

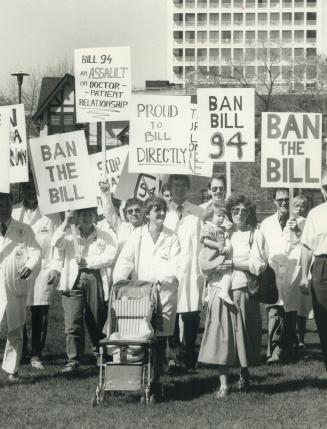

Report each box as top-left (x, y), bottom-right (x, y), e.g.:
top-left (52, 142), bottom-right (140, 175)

top-left (76, 207), bottom-right (98, 217)
top-left (272, 188), bottom-right (289, 201)
top-left (202, 202), bottom-right (227, 223)
top-left (225, 194), bottom-right (257, 228)
top-left (142, 196), bottom-right (167, 220)
top-left (161, 183), bottom-right (171, 194)
top-left (0, 193), bottom-right (13, 203)
top-left (168, 175), bottom-right (191, 190)
top-left (123, 198), bottom-right (143, 215)
top-left (208, 174), bottom-right (226, 191)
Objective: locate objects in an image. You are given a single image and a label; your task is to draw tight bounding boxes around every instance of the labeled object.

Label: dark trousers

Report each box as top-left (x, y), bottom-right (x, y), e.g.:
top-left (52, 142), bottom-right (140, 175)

top-left (267, 306), bottom-right (297, 360)
top-left (311, 256), bottom-right (327, 370)
top-left (173, 311), bottom-right (200, 369)
top-left (22, 305), bottom-right (50, 360)
top-left (62, 269), bottom-right (107, 363)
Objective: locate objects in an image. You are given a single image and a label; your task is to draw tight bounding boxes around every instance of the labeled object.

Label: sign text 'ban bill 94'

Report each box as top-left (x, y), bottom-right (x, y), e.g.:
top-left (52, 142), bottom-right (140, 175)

top-left (197, 88), bottom-right (255, 163)
top-left (74, 46), bottom-right (131, 123)
top-left (261, 112), bottom-right (322, 189)
top-left (128, 95), bottom-right (191, 175)
top-left (28, 130), bottom-right (97, 214)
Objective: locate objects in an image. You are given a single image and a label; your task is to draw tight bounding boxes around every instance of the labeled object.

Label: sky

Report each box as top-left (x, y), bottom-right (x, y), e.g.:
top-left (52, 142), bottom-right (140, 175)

top-left (0, 0), bottom-right (168, 92)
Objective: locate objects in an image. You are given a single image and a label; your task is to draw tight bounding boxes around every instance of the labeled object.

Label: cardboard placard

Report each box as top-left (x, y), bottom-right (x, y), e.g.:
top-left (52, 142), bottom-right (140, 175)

top-left (188, 105), bottom-right (213, 177)
top-left (261, 112), bottom-right (322, 189)
top-left (115, 155), bottom-right (166, 201)
top-left (28, 130), bottom-right (97, 214)
top-left (0, 107), bottom-right (10, 192)
top-left (90, 145), bottom-right (128, 210)
top-left (197, 88), bottom-right (255, 163)
top-left (128, 94), bottom-right (191, 174)
top-left (74, 46), bottom-right (131, 123)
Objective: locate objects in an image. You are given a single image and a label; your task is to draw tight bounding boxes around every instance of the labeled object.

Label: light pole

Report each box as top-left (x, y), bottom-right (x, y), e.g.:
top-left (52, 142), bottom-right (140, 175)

top-left (11, 72), bottom-right (29, 103)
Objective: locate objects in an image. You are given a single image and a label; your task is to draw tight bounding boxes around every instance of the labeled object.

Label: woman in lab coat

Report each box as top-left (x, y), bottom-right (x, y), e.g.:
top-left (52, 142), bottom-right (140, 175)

top-left (113, 196), bottom-right (181, 398)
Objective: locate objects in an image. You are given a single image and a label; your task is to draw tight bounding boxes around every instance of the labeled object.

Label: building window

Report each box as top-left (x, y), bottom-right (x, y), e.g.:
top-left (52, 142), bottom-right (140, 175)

top-left (174, 0), bottom-right (184, 7)
top-left (198, 0), bottom-right (208, 7)
top-left (221, 48), bottom-right (232, 63)
top-left (282, 12), bottom-right (292, 25)
top-left (307, 0), bottom-right (316, 7)
top-left (173, 66), bottom-right (183, 79)
top-left (185, 13), bottom-right (195, 26)
top-left (197, 48), bottom-right (208, 63)
top-left (222, 30), bottom-right (232, 43)
top-left (306, 48), bottom-right (316, 60)
top-left (173, 31), bottom-right (183, 44)
top-left (209, 0), bottom-right (219, 7)
top-left (270, 48), bottom-right (280, 61)
top-left (270, 13), bottom-right (280, 26)
top-left (173, 14), bottom-right (183, 26)
top-left (233, 31), bottom-right (243, 43)
top-left (185, 31), bottom-right (195, 43)
top-left (221, 0), bottom-right (231, 7)
top-left (185, 0), bottom-right (195, 7)
top-left (282, 0), bottom-right (292, 7)
top-left (209, 30), bottom-right (219, 43)
top-left (294, 47), bottom-right (305, 60)
top-left (282, 48), bottom-right (292, 61)
top-left (185, 66), bottom-right (195, 78)
top-left (197, 31), bottom-right (207, 43)
top-left (258, 0), bottom-right (268, 7)
top-left (209, 66), bottom-right (220, 77)
top-left (49, 112), bottom-right (76, 135)
top-left (221, 66), bottom-right (232, 78)
top-left (185, 48), bottom-right (195, 62)
top-left (294, 30), bottom-right (304, 42)
top-left (245, 31), bottom-right (255, 44)
top-left (246, 13), bottom-right (255, 26)
top-left (245, 0), bottom-right (255, 8)
top-left (209, 13), bottom-right (219, 25)
top-left (209, 48), bottom-right (220, 63)
top-left (233, 48), bottom-right (244, 64)
top-left (234, 0), bottom-right (243, 7)
top-left (270, 0), bottom-right (280, 6)
top-left (233, 13), bottom-right (243, 26)
top-left (306, 30), bottom-right (316, 44)
top-left (257, 47), bottom-right (268, 61)
top-left (222, 13), bottom-right (231, 26)
top-left (294, 64), bottom-right (305, 79)
top-left (282, 30), bottom-right (292, 43)
top-left (258, 13), bottom-right (267, 26)
top-left (258, 30), bottom-right (268, 42)
top-left (245, 48), bottom-right (256, 63)
top-left (197, 13), bottom-right (207, 26)
top-left (306, 12), bottom-right (316, 25)
top-left (173, 48), bottom-right (183, 62)
top-left (294, 0), bottom-right (304, 6)
top-left (294, 12), bottom-right (304, 25)
top-left (245, 66), bottom-right (255, 80)
top-left (270, 30), bottom-right (280, 43)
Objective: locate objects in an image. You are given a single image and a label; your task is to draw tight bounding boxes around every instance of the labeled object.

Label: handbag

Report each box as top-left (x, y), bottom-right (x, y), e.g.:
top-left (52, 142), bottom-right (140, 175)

top-left (247, 229), bottom-right (279, 305)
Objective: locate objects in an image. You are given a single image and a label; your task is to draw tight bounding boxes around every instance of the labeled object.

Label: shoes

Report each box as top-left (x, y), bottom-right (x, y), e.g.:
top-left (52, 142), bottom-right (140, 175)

top-left (238, 376), bottom-right (250, 391)
top-left (61, 362), bottom-right (80, 374)
top-left (8, 373), bottom-right (20, 383)
top-left (298, 342), bottom-right (306, 351)
top-left (31, 359), bottom-right (45, 370)
top-left (215, 386), bottom-right (229, 399)
top-left (267, 354), bottom-right (280, 365)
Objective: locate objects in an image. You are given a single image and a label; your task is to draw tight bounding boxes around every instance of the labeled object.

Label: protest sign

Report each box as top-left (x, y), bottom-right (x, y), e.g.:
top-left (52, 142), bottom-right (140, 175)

top-left (0, 107), bottom-right (10, 192)
top-left (128, 95), bottom-right (191, 174)
top-left (188, 105), bottom-right (213, 177)
top-left (29, 130), bottom-right (97, 214)
top-left (90, 145), bottom-right (128, 209)
top-left (197, 88), bottom-right (255, 163)
top-left (261, 112), bottom-right (322, 189)
top-left (74, 46), bottom-right (131, 123)
top-left (115, 155), bottom-right (166, 201)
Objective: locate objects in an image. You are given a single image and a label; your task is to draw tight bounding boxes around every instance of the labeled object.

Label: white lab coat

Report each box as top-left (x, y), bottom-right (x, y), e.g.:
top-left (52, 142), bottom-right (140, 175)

top-left (51, 224), bottom-right (116, 301)
top-left (12, 203), bottom-right (62, 305)
top-left (113, 225), bottom-right (181, 336)
top-left (261, 213), bottom-right (302, 312)
top-left (164, 201), bottom-right (202, 313)
top-left (0, 218), bottom-right (41, 332)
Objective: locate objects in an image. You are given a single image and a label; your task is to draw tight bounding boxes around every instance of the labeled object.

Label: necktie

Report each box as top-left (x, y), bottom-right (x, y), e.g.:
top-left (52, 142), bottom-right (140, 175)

top-left (1, 223), bottom-right (7, 237)
top-left (177, 205), bottom-right (183, 220)
top-left (279, 216), bottom-right (287, 231)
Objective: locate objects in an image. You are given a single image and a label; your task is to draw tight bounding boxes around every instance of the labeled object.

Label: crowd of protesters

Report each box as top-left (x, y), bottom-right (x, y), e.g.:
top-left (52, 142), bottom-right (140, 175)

top-left (1, 168), bottom-right (327, 400)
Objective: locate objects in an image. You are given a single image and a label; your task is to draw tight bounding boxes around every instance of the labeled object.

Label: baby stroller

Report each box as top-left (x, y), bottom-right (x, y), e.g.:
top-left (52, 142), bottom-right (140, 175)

top-left (92, 279), bottom-right (160, 406)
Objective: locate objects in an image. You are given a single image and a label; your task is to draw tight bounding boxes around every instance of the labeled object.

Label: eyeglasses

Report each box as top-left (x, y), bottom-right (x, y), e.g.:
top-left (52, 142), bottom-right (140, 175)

top-left (232, 207), bottom-right (249, 215)
top-left (211, 186), bottom-right (225, 192)
top-left (127, 208), bottom-right (141, 215)
top-left (276, 198), bottom-right (289, 205)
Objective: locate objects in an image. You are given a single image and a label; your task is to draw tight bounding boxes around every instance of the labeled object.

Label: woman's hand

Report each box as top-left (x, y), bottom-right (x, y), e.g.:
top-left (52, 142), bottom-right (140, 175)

top-left (62, 210), bottom-right (74, 230)
top-left (298, 276), bottom-right (310, 295)
top-left (215, 261), bottom-right (232, 272)
top-left (16, 267), bottom-right (32, 280)
top-left (287, 218), bottom-right (300, 233)
top-left (99, 180), bottom-right (110, 193)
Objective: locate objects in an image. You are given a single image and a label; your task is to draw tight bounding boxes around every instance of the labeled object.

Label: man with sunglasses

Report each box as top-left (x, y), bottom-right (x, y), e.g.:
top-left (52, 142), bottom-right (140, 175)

top-left (261, 188), bottom-right (301, 364)
top-left (200, 175), bottom-right (226, 210)
top-left (300, 167), bottom-right (327, 372)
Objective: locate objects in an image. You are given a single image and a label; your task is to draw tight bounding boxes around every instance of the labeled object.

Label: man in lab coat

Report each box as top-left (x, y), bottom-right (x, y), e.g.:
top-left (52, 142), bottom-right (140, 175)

top-left (164, 175), bottom-right (202, 370)
top-left (0, 192), bottom-right (41, 381)
top-left (261, 188), bottom-right (302, 363)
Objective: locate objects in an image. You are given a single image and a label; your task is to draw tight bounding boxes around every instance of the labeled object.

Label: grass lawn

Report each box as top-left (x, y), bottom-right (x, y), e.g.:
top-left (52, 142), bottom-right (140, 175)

top-left (1, 295), bottom-right (326, 429)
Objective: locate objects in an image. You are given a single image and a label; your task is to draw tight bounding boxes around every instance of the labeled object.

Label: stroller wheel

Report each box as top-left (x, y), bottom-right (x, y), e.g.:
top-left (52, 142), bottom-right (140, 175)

top-left (140, 394), bottom-right (146, 405)
top-left (91, 392), bottom-right (98, 407)
top-left (149, 394), bottom-right (156, 405)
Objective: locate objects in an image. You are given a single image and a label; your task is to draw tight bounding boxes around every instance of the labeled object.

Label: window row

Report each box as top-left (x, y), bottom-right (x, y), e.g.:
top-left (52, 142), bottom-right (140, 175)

top-left (173, 11), bottom-right (316, 26)
top-left (173, 29), bottom-right (316, 43)
top-left (173, 47), bottom-right (316, 62)
top-left (174, 0), bottom-right (316, 8)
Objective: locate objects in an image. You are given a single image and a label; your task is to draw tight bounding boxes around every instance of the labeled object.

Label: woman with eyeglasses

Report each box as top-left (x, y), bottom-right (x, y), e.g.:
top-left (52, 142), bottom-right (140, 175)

top-left (113, 196), bottom-right (181, 401)
top-left (198, 194), bottom-right (267, 399)
top-left (99, 181), bottom-right (144, 259)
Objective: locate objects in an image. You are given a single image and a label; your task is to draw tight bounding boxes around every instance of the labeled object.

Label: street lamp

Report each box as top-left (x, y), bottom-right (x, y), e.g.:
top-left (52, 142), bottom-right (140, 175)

top-left (11, 72), bottom-right (29, 103)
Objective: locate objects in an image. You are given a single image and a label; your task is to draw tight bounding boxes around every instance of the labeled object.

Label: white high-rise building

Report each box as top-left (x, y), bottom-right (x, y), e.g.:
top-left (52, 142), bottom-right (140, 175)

top-left (167, 0), bottom-right (324, 89)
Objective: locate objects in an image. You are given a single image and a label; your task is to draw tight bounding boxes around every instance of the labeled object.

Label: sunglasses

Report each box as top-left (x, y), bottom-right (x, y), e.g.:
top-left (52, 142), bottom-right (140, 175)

top-left (127, 208), bottom-right (141, 215)
top-left (211, 186), bottom-right (225, 192)
top-left (232, 207), bottom-right (249, 215)
top-left (276, 198), bottom-right (289, 205)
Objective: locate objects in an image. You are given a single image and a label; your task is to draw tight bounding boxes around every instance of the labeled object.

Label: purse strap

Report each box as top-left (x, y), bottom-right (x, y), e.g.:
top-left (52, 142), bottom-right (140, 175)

top-left (249, 228), bottom-right (255, 249)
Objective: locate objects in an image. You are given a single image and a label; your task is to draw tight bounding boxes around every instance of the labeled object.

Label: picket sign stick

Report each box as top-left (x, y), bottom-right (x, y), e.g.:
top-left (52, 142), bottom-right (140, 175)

top-left (289, 188), bottom-right (294, 219)
top-left (226, 162), bottom-right (232, 198)
top-left (70, 223), bottom-right (80, 257)
top-left (155, 176), bottom-right (160, 196)
top-left (101, 122), bottom-right (107, 182)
